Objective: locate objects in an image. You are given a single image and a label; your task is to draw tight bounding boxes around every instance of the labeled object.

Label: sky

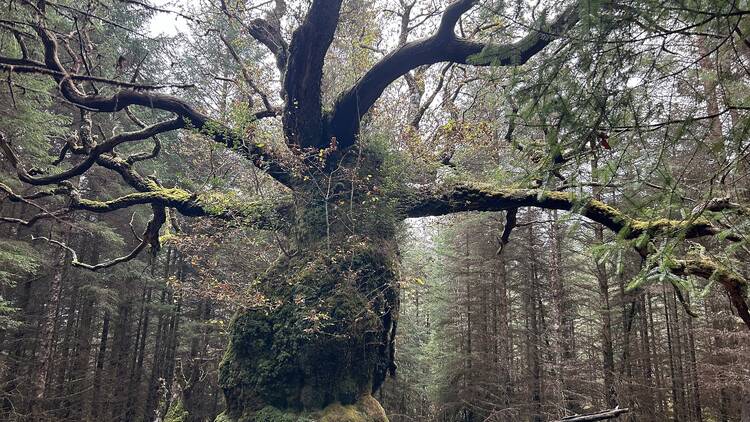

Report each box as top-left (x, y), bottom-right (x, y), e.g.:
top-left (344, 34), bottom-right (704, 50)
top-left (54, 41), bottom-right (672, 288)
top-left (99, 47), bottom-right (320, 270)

top-left (147, 0), bottom-right (192, 36)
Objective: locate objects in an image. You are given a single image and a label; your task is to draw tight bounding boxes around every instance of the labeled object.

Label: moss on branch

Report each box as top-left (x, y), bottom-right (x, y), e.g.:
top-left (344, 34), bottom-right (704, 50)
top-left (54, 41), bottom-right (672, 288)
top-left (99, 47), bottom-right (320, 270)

top-left (74, 187), bottom-right (289, 229)
top-left (402, 182), bottom-right (728, 241)
top-left (76, 188), bottom-right (193, 212)
top-left (401, 181), bottom-right (750, 330)
top-left (670, 258), bottom-right (750, 328)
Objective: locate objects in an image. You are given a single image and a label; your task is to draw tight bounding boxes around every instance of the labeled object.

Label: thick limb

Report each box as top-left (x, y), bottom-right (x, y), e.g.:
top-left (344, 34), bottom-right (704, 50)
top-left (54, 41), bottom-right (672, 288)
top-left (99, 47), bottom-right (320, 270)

top-left (327, 1), bottom-right (580, 149)
top-left (401, 183), bottom-right (733, 240)
top-left (282, 0), bottom-right (344, 148)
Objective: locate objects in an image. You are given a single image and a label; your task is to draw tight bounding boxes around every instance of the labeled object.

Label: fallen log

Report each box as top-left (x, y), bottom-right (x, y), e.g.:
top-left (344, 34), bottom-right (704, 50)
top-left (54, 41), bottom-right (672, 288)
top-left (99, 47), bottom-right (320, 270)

top-left (556, 407), bottom-right (630, 421)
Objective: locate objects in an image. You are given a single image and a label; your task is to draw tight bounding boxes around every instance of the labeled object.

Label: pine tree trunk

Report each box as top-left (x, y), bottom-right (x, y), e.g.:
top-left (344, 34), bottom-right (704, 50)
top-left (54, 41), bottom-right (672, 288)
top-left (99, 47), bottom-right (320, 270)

top-left (523, 222), bottom-right (543, 422)
top-left (144, 249), bottom-right (172, 420)
top-left (91, 311), bottom-right (110, 420)
top-left (29, 245), bottom-right (67, 419)
top-left (741, 394), bottom-right (750, 422)
top-left (695, 37), bottom-right (724, 155)
top-left (670, 291), bottom-right (687, 421)
top-left (109, 298), bottom-right (134, 421)
top-left (69, 289), bottom-right (95, 421)
top-left (663, 285), bottom-right (682, 422)
top-left (590, 153), bottom-right (617, 409)
top-left (686, 315), bottom-right (702, 422)
top-left (637, 295), bottom-right (656, 418)
top-left (647, 291), bottom-right (667, 417)
top-left (496, 252), bottom-right (512, 406)
top-left (53, 286), bottom-right (77, 409)
top-left (549, 211), bottom-right (570, 415)
top-left (126, 284), bottom-right (152, 421)
top-left (463, 230), bottom-right (473, 422)
top-left (595, 224), bottom-right (616, 408)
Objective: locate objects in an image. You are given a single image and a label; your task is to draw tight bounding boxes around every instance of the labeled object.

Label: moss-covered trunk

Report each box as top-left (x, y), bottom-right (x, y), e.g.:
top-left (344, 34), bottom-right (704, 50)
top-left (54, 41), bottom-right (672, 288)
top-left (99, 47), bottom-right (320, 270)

top-left (218, 150), bottom-right (401, 422)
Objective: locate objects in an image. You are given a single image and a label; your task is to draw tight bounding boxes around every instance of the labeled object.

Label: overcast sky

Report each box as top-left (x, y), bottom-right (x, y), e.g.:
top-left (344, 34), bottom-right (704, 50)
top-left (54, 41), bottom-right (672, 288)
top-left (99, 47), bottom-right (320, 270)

top-left (147, 0), bottom-right (191, 36)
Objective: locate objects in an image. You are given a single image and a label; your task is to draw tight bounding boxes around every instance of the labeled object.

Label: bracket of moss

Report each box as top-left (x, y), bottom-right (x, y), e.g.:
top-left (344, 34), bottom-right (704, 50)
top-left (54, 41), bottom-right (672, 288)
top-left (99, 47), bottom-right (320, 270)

top-left (159, 233), bottom-right (177, 245)
top-left (318, 395), bottom-right (388, 422)
top-left (670, 258), bottom-right (750, 329)
top-left (628, 217), bottom-right (711, 235)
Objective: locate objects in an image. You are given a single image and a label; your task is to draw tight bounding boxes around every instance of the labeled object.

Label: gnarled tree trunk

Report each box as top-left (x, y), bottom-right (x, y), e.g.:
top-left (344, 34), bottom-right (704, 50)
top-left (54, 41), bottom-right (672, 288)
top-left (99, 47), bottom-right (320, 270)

top-left (218, 154), bottom-right (399, 422)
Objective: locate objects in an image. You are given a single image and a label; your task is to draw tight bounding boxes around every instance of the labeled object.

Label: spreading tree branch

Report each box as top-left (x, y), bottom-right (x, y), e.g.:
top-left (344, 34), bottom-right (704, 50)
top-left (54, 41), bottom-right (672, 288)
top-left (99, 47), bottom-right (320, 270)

top-left (402, 183), bottom-right (750, 329)
top-left (2, 123), bottom-right (290, 269)
top-left (327, 1), bottom-right (580, 149)
top-left (32, 204), bottom-right (165, 271)
top-left (670, 259), bottom-right (750, 329)
top-left (1, 121), bottom-right (182, 186)
top-left (0, 61), bottom-right (195, 89)
top-left (219, 34), bottom-right (281, 118)
top-left (402, 183), bottom-right (734, 240)
top-left (8, 6), bottom-right (295, 187)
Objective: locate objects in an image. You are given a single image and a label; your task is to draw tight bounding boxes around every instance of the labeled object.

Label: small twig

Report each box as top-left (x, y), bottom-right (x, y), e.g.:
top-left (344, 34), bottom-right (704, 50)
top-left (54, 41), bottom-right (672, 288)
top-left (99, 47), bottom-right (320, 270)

top-left (129, 212), bottom-right (143, 242)
top-left (33, 234), bottom-right (147, 271)
top-left (0, 63), bottom-right (195, 90)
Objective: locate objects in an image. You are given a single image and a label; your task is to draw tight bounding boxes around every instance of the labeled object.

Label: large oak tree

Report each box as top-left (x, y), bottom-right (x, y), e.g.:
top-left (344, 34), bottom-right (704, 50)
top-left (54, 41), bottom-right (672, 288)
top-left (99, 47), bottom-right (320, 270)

top-left (1, 0), bottom-right (749, 420)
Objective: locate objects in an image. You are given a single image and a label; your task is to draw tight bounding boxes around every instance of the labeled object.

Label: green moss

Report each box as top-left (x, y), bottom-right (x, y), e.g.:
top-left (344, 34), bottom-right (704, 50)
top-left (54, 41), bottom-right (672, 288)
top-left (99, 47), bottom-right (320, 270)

top-left (215, 400), bottom-right (386, 422)
top-left (630, 217), bottom-right (707, 231)
top-left (160, 187), bottom-right (194, 202)
top-left (165, 399), bottom-right (189, 422)
top-left (585, 198), bottom-right (623, 217)
top-left (318, 395), bottom-right (388, 422)
top-left (215, 411), bottom-right (233, 422)
top-left (446, 183), bottom-right (722, 242)
top-left (196, 191), bottom-right (283, 222)
top-left (355, 395), bottom-right (388, 422)
top-left (254, 406), bottom-right (305, 422)
top-left (219, 239), bottom-right (398, 419)
top-left (76, 188), bottom-right (194, 211)
top-left (319, 403), bottom-right (366, 422)
top-left (627, 217), bottom-right (713, 239)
